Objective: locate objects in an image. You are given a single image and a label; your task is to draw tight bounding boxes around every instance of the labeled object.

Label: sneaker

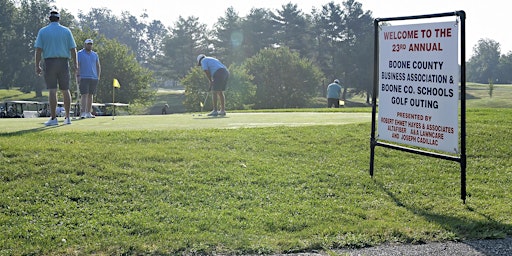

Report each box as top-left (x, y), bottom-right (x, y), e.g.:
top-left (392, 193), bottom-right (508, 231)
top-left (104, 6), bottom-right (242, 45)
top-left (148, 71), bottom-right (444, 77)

top-left (86, 112), bottom-right (96, 118)
top-left (80, 112), bottom-right (87, 119)
top-left (219, 110), bottom-right (226, 116)
top-left (64, 117), bottom-right (71, 125)
top-left (44, 118), bottom-right (58, 126)
top-left (207, 110), bottom-right (218, 117)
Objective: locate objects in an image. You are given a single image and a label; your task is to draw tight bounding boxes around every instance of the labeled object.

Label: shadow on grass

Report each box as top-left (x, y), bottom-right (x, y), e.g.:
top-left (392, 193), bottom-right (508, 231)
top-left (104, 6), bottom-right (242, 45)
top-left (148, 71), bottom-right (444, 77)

top-left (462, 92), bottom-right (480, 100)
top-left (0, 124), bottom-right (60, 137)
top-left (373, 179), bottom-right (511, 254)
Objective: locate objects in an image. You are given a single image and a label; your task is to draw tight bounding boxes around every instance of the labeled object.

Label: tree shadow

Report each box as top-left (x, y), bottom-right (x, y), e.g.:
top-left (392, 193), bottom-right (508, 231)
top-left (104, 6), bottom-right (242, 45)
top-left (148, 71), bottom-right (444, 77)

top-left (373, 179), bottom-right (511, 254)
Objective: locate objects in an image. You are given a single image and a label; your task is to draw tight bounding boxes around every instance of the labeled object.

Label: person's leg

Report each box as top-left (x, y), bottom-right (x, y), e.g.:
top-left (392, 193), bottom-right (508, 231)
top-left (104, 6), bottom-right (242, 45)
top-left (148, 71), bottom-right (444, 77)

top-left (81, 93), bottom-right (87, 116)
top-left (219, 91), bottom-right (225, 112)
top-left (87, 80), bottom-right (98, 116)
top-left (56, 59), bottom-right (71, 120)
top-left (87, 94), bottom-right (94, 113)
top-left (213, 68), bottom-right (228, 115)
top-left (62, 89), bottom-right (72, 119)
top-left (48, 89), bottom-right (58, 119)
top-left (207, 90), bottom-right (219, 116)
top-left (44, 59), bottom-right (60, 121)
top-left (212, 91), bottom-right (218, 112)
top-left (218, 91), bottom-right (226, 116)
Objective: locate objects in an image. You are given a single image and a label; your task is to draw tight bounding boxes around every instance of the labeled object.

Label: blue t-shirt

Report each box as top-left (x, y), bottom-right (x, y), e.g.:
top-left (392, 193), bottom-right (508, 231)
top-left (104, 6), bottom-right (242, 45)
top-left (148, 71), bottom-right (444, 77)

top-left (327, 83), bottom-right (342, 98)
top-left (77, 49), bottom-right (99, 79)
top-left (34, 22), bottom-right (76, 59)
top-left (201, 57), bottom-right (227, 76)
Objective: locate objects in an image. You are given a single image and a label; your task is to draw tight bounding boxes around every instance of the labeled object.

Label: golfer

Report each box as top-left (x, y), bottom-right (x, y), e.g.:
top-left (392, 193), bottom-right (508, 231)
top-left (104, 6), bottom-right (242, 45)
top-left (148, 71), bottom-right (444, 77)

top-left (197, 54), bottom-right (229, 116)
top-left (77, 38), bottom-right (101, 118)
top-left (34, 10), bottom-right (77, 126)
top-left (327, 79), bottom-right (343, 108)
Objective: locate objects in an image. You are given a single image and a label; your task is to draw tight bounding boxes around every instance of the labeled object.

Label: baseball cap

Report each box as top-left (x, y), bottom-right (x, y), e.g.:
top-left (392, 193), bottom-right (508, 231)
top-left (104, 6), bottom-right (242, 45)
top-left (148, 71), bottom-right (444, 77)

top-left (334, 79), bottom-right (340, 84)
top-left (84, 39), bottom-right (94, 44)
top-left (197, 54), bottom-right (205, 66)
top-left (49, 11), bottom-right (60, 18)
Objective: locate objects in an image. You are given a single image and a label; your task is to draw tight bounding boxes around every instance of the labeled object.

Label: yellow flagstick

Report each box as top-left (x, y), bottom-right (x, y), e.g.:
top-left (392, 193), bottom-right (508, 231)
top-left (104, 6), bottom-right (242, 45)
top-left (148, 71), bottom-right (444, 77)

top-left (112, 79), bottom-right (121, 120)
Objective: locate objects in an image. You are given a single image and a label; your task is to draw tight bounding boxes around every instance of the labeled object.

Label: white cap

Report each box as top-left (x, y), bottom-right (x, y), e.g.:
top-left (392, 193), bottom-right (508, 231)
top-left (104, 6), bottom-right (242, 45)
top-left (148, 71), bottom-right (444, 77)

top-left (84, 39), bottom-right (93, 44)
top-left (49, 11), bottom-right (60, 18)
top-left (334, 79), bottom-right (340, 84)
top-left (197, 54), bottom-right (205, 66)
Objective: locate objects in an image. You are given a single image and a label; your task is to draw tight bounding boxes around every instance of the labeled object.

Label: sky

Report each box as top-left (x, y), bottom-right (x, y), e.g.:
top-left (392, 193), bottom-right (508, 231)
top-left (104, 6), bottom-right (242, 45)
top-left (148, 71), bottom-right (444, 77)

top-left (53, 0), bottom-right (509, 58)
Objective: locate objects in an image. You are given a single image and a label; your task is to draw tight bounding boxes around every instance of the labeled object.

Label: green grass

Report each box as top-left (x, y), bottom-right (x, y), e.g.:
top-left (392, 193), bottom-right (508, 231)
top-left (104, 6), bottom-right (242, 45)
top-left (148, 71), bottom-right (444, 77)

top-left (1, 85), bottom-right (511, 255)
top-left (465, 83), bottom-right (512, 108)
top-left (0, 89), bottom-right (47, 102)
top-left (0, 108), bottom-right (511, 255)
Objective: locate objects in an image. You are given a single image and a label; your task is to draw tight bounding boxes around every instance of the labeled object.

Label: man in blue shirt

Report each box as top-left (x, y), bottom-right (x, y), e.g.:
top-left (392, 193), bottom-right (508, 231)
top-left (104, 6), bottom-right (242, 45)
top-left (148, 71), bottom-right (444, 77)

top-left (327, 79), bottom-right (343, 108)
top-left (77, 39), bottom-right (101, 119)
top-left (197, 54), bottom-right (230, 116)
top-left (34, 11), bottom-right (77, 126)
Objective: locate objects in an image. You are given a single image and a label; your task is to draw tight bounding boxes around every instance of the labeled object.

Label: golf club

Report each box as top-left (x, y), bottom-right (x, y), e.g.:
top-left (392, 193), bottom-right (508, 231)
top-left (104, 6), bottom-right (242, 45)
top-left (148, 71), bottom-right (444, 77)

top-left (201, 91), bottom-right (209, 111)
top-left (198, 91), bottom-right (209, 116)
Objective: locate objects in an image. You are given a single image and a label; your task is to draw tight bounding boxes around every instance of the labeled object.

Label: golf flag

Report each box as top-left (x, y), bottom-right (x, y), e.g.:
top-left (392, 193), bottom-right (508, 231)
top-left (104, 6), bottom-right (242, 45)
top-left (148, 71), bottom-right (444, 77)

top-left (113, 78), bottom-right (121, 88)
top-left (200, 102), bottom-right (204, 108)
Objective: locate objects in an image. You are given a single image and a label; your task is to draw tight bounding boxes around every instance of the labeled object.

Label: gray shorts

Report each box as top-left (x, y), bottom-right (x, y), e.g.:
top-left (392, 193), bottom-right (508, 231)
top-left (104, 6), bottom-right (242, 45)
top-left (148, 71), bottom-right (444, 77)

top-left (79, 78), bottom-right (98, 95)
top-left (44, 58), bottom-right (70, 90)
top-left (212, 68), bottom-right (229, 91)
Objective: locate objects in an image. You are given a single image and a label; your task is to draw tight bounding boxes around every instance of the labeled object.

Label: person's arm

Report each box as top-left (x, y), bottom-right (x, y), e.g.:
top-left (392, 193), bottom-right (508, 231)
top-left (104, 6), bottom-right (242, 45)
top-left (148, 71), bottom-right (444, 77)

top-left (96, 57), bottom-right (101, 80)
top-left (70, 48), bottom-right (78, 75)
top-left (204, 70), bottom-right (212, 90)
top-left (203, 70), bottom-right (212, 82)
top-left (35, 48), bottom-right (43, 76)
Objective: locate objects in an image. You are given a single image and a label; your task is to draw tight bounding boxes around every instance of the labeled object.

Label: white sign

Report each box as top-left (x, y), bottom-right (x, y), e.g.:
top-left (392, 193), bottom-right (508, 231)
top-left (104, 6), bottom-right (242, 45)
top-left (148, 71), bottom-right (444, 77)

top-left (378, 21), bottom-right (459, 153)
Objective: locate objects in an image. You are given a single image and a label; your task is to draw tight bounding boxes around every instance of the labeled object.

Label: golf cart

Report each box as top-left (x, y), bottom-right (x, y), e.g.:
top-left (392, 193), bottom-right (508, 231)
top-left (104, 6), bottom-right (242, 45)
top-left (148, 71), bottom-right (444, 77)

top-left (0, 101), bottom-right (40, 118)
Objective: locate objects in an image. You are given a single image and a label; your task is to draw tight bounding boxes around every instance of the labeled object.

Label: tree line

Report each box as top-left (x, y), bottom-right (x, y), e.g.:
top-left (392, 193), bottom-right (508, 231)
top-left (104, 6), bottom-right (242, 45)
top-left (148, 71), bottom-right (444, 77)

top-left (1, 0), bottom-right (510, 110)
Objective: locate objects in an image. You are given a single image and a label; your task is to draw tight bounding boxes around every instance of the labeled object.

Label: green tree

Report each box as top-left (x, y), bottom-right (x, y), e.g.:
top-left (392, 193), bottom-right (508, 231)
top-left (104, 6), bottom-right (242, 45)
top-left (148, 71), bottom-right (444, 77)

top-left (224, 65), bottom-right (256, 110)
top-left (271, 3), bottom-right (313, 59)
top-left (467, 39), bottom-right (501, 83)
top-left (2, 0), bottom-right (58, 93)
top-left (93, 38), bottom-right (155, 105)
top-left (339, 0), bottom-right (374, 103)
top-left (181, 67), bottom-right (208, 112)
top-left (0, 0), bottom-right (17, 89)
top-left (77, 8), bottom-right (166, 66)
top-left (211, 7), bottom-right (244, 65)
top-left (497, 52), bottom-right (512, 84)
top-left (312, 2), bottom-right (344, 85)
top-left (161, 16), bottom-right (208, 81)
top-left (312, 0), bottom-right (374, 102)
top-left (240, 8), bottom-right (275, 59)
top-left (244, 47), bottom-right (323, 109)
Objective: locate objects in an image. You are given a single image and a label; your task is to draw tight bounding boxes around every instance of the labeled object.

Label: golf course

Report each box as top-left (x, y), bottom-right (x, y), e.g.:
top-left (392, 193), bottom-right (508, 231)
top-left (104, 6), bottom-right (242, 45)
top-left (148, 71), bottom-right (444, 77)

top-left (0, 85), bottom-right (511, 255)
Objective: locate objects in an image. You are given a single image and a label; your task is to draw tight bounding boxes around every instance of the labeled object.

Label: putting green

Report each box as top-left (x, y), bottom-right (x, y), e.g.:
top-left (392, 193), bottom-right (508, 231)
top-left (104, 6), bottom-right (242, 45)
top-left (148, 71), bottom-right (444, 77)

top-left (0, 112), bottom-right (371, 133)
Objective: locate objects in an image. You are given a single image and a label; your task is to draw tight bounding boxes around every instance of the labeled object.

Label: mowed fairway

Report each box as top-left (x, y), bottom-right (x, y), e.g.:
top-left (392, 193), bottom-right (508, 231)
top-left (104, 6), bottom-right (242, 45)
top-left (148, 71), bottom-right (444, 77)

top-left (0, 109), bottom-right (510, 255)
top-left (0, 112), bottom-right (372, 132)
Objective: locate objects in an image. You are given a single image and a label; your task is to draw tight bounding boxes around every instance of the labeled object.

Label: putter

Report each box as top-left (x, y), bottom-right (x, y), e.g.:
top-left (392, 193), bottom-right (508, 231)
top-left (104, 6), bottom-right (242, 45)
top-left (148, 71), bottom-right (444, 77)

top-left (200, 91), bottom-right (209, 113)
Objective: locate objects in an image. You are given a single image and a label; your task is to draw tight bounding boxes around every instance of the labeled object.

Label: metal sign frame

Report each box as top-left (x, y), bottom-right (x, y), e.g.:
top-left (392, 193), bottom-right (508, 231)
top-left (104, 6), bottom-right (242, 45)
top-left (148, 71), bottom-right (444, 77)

top-left (370, 11), bottom-right (467, 203)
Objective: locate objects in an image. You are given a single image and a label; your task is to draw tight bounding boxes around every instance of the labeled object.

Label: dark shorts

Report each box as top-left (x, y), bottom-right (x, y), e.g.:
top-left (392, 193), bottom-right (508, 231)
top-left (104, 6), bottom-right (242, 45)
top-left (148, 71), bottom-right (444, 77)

top-left (212, 68), bottom-right (229, 91)
top-left (44, 58), bottom-right (70, 90)
top-left (79, 78), bottom-right (98, 95)
top-left (328, 98), bottom-right (340, 108)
